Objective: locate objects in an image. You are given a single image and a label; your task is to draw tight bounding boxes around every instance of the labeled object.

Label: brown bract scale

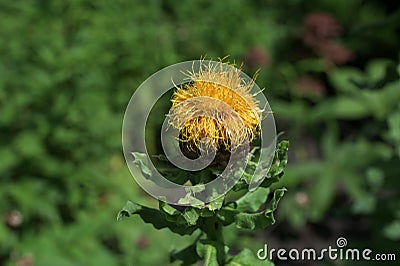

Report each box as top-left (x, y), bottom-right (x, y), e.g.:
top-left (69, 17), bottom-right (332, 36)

top-left (167, 61), bottom-right (262, 156)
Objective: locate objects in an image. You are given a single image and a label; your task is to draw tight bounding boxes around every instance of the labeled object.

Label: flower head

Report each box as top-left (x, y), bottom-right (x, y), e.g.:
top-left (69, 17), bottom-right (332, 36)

top-left (167, 60), bottom-right (262, 155)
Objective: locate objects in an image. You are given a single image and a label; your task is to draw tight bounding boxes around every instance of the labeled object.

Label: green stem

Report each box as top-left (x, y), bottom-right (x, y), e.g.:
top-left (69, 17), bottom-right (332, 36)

top-left (199, 216), bottom-right (225, 265)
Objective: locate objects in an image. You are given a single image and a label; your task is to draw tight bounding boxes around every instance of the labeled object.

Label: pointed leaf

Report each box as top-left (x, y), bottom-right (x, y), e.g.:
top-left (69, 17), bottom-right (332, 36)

top-left (236, 187), bottom-right (270, 212)
top-left (217, 204), bottom-right (237, 226)
top-left (235, 188), bottom-right (286, 230)
top-left (131, 152), bottom-right (152, 177)
top-left (260, 141), bottom-right (289, 188)
top-left (207, 196), bottom-right (225, 211)
top-left (117, 201), bottom-right (196, 235)
top-left (182, 207), bottom-right (200, 226)
top-left (196, 240), bottom-right (225, 266)
top-left (170, 243), bottom-right (200, 265)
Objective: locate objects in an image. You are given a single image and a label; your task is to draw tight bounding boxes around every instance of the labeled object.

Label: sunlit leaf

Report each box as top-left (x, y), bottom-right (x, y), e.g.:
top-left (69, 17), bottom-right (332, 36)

top-left (227, 248), bottom-right (274, 266)
top-left (235, 188), bottom-right (286, 230)
top-left (196, 240), bottom-right (225, 266)
top-left (117, 201), bottom-right (197, 235)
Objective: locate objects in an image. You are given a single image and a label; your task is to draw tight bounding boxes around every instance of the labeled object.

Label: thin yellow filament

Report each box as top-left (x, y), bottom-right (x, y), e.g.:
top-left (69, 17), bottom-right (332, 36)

top-left (167, 60), bottom-right (262, 152)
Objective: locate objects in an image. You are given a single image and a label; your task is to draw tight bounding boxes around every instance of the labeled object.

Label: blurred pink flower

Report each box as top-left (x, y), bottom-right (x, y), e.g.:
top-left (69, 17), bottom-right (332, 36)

top-left (295, 192), bottom-right (310, 207)
top-left (318, 41), bottom-right (354, 65)
top-left (244, 46), bottom-right (270, 68)
top-left (303, 12), bottom-right (342, 45)
top-left (135, 235), bottom-right (149, 250)
top-left (294, 75), bottom-right (326, 96)
top-left (302, 12), bottom-right (354, 65)
top-left (16, 255), bottom-right (34, 266)
top-left (4, 210), bottom-right (23, 228)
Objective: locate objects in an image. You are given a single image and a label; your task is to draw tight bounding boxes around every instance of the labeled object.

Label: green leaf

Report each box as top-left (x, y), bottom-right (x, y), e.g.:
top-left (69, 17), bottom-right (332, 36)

top-left (159, 202), bottom-right (201, 226)
top-left (386, 106), bottom-right (400, 143)
top-left (206, 196), bottom-right (225, 211)
top-left (0, 147), bottom-right (18, 173)
top-left (131, 152), bottom-right (152, 177)
top-left (366, 167), bottom-right (384, 189)
top-left (234, 140), bottom-right (288, 192)
top-left (234, 188), bottom-right (286, 230)
top-left (196, 240), bottom-right (225, 266)
top-left (236, 187), bottom-right (270, 212)
top-left (170, 242), bottom-right (200, 265)
top-left (309, 173), bottom-right (336, 221)
top-left (397, 63), bottom-right (400, 76)
top-left (352, 195), bottom-right (376, 214)
top-left (227, 248), bottom-right (274, 266)
top-left (117, 201), bottom-right (197, 235)
top-left (182, 207), bottom-right (200, 226)
top-left (383, 220), bottom-right (400, 241)
top-left (330, 97), bottom-right (370, 119)
top-left (217, 205), bottom-right (237, 226)
top-left (158, 201), bottom-right (184, 223)
top-left (371, 81), bottom-right (400, 119)
top-left (178, 193), bottom-right (205, 206)
top-left (232, 140), bottom-right (288, 192)
top-left (159, 201), bottom-right (180, 216)
top-left (117, 201), bottom-right (141, 221)
top-left (366, 59), bottom-right (391, 82)
top-left (14, 131), bottom-right (44, 158)
top-left (314, 77), bottom-right (400, 120)
top-left (329, 67), bottom-right (364, 93)
top-left (260, 140), bottom-right (289, 188)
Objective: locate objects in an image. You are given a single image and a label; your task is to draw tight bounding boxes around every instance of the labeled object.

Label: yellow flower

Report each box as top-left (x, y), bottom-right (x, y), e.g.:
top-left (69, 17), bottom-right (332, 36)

top-left (167, 60), bottom-right (262, 155)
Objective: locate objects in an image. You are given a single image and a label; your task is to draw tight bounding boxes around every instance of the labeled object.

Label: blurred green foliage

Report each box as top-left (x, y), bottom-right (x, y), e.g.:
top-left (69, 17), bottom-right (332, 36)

top-left (0, 0), bottom-right (399, 265)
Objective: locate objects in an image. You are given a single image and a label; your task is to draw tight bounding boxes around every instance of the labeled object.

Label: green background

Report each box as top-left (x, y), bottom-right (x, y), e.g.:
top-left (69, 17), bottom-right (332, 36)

top-left (1, 0), bottom-right (399, 265)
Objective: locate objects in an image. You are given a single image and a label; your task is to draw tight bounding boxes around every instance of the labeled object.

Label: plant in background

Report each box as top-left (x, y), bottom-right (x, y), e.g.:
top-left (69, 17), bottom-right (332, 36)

top-left (2, 1), bottom-right (399, 265)
top-left (261, 1), bottom-right (400, 251)
top-left (118, 60), bottom-right (289, 265)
